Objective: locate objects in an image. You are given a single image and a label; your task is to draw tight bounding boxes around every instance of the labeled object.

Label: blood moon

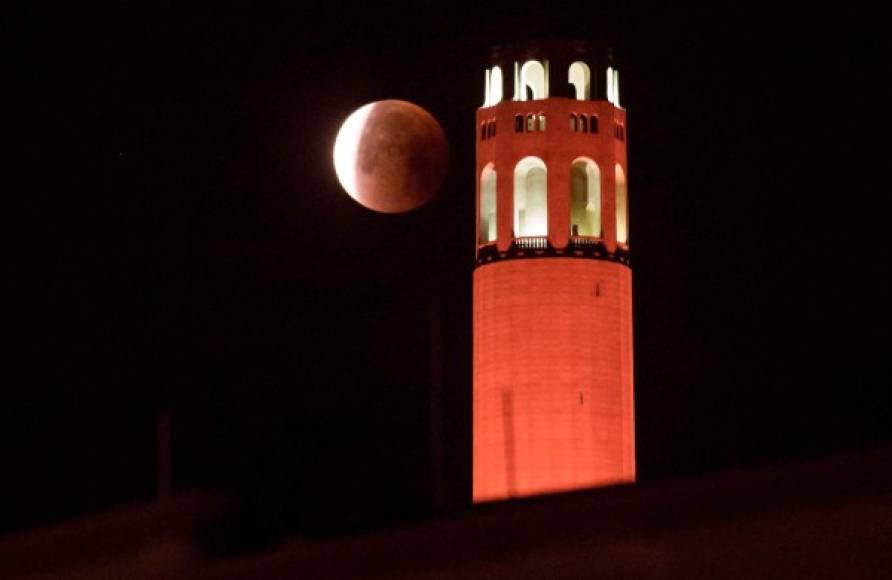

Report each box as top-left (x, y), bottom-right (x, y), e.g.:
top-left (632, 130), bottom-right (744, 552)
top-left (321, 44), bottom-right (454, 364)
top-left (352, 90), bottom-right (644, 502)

top-left (333, 100), bottom-right (448, 213)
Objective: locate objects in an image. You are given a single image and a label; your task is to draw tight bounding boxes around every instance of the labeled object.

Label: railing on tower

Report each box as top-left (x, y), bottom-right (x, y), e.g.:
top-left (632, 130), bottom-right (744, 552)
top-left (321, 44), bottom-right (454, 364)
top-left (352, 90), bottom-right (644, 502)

top-left (511, 236), bottom-right (548, 251)
top-left (568, 235), bottom-right (602, 249)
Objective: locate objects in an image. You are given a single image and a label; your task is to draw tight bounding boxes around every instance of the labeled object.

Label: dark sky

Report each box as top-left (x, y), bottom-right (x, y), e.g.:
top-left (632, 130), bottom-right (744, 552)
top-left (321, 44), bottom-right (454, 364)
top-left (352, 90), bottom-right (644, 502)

top-left (11, 2), bottom-right (889, 538)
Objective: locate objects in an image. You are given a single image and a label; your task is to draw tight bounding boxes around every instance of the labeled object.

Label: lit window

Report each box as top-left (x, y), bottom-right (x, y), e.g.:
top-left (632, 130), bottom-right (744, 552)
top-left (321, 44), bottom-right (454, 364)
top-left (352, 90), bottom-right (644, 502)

top-left (615, 164), bottom-right (628, 244)
top-left (484, 68), bottom-right (490, 107)
top-left (613, 68), bottom-right (620, 106)
top-left (570, 158), bottom-right (601, 237)
top-left (579, 115), bottom-right (587, 132)
top-left (489, 66), bottom-right (503, 105)
top-left (538, 113), bottom-right (546, 131)
top-left (480, 163), bottom-right (497, 243)
top-left (606, 67), bottom-right (620, 107)
top-left (526, 114), bottom-right (535, 132)
top-left (514, 156), bottom-right (548, 237)
top-left (520, 60), bottom-right (547, 101)
top-left (568, 61), bottom-right (591, 100)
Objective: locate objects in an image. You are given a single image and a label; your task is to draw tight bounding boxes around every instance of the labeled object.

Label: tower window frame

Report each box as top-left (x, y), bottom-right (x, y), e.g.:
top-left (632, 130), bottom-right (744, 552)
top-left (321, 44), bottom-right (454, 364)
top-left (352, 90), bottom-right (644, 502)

top-left (570, 157), bottom-right (602, 238)
top-left (568, 61), bottom-right (592, 101)
top-left (615, 163), bottom-right (629, 245)
top-left (513, 156), bottom-right (548, 238)
top-left (479, 163), bottom-right (497, 244)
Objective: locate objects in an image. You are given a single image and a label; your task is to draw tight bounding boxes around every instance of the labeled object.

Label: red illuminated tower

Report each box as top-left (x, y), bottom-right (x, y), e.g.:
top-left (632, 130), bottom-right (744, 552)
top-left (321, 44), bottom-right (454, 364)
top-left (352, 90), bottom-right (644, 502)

top-left (474, 41), bottom-right (634, 502)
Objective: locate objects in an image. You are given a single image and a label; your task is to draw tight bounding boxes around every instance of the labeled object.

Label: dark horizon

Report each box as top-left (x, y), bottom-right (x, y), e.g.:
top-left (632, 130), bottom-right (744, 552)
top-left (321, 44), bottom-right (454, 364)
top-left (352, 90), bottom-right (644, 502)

top-left (11, 2), bottom-right (889, 539)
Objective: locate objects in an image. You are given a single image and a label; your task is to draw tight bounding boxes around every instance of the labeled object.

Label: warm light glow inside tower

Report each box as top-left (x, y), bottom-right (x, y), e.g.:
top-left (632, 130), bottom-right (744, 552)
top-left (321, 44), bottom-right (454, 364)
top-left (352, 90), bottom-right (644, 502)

top-left (474, 41), bottom-right (634, 502)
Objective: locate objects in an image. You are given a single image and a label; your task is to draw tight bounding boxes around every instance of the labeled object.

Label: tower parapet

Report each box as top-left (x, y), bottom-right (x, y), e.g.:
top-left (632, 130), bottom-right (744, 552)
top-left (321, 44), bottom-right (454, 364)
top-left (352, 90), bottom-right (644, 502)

top-left (473, 40), bottom-right (635, 502)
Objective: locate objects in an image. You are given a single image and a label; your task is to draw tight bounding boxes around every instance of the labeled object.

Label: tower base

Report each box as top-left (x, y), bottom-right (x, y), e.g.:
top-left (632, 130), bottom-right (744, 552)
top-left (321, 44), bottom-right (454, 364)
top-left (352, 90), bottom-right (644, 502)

top-left (473, 257), bottom-right (635, 502)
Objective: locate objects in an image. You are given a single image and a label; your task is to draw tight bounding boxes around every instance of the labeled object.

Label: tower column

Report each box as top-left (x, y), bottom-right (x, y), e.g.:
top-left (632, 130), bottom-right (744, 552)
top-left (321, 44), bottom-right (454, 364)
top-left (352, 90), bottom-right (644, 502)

top-left (474, 41), bottom-right (634, 502)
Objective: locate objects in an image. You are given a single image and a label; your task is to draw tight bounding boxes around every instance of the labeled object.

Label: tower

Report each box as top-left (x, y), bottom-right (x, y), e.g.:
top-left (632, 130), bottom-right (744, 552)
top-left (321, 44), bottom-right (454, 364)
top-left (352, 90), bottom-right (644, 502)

top-left (473, 41), bottom-right (634, 502)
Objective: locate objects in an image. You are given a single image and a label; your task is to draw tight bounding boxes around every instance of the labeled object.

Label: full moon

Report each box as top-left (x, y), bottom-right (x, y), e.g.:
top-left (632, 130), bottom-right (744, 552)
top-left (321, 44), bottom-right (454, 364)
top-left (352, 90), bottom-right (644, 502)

top-left (333, 100), bottom-right (448, 213)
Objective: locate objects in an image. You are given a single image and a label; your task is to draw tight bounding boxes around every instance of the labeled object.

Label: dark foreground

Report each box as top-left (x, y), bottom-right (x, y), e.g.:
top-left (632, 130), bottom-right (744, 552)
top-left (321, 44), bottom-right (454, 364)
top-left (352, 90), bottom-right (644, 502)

top-left (2, 447), bottom-right (891, 579)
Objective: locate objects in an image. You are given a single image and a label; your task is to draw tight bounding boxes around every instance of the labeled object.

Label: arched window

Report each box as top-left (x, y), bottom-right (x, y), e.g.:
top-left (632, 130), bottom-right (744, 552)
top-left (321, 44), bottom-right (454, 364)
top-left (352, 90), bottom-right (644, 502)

top-left (479, 164), bottom-right (497, 243)
top-left (489, 66), bottom-right (503, 106)
top-left (579, 115), bottom-right (587, 132)
top-left (613, 68), bottom-right (620, 106)
top-left (615, 164), bottom-right (628, 244)
top-left (606, 66), bottom-right (620, 107)
top-left (514, 157), bottom-right (548, 237)
top-left (538, 113), bottom-right (546, 131)
top-left (520, 60), bottom-right (547, 101)
top-left (614, 124), bottom-right (625, 141)
top-left (515, 115), bottom-right (523, 132)
top-left (590, 115), bottom-right (599, 133)
top-left (570, 114), bottom-right (577, 132)
top-left (484, 68), bottom-right (490, 107)
top-left (526, 114), bottom-right (536, 132)
top-left (570, 158), bottom-right (601, 237)
top-left (568, 61), bottom-right (591, 100)
top-left (490, 120), bottom-right (496, 137)
top-left (481, 122), bottom-right (487, 140)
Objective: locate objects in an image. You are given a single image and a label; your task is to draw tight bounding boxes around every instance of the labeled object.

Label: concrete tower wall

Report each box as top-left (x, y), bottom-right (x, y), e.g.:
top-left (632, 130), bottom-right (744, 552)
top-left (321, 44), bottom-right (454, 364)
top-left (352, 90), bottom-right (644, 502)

top-left (474, 258), bottom-right (634, 500)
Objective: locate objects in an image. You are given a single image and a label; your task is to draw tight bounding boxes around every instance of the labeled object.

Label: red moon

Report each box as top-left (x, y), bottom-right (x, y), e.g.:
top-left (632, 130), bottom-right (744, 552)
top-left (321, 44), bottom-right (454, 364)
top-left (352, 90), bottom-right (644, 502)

top-left (333, 100), bottom-right (448, 213)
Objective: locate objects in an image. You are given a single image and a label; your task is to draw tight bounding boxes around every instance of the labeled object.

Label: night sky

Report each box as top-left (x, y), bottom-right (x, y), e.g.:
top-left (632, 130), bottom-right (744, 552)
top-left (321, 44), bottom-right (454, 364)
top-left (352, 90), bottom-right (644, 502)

top-left (12, 2), bottom-right (889, 539)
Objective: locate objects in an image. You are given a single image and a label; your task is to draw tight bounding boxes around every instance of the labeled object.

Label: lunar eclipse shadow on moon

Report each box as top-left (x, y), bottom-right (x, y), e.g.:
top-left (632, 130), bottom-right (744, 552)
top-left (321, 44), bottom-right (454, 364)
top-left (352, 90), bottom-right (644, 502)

top-left (333, 100), bottom-right (449, 213)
